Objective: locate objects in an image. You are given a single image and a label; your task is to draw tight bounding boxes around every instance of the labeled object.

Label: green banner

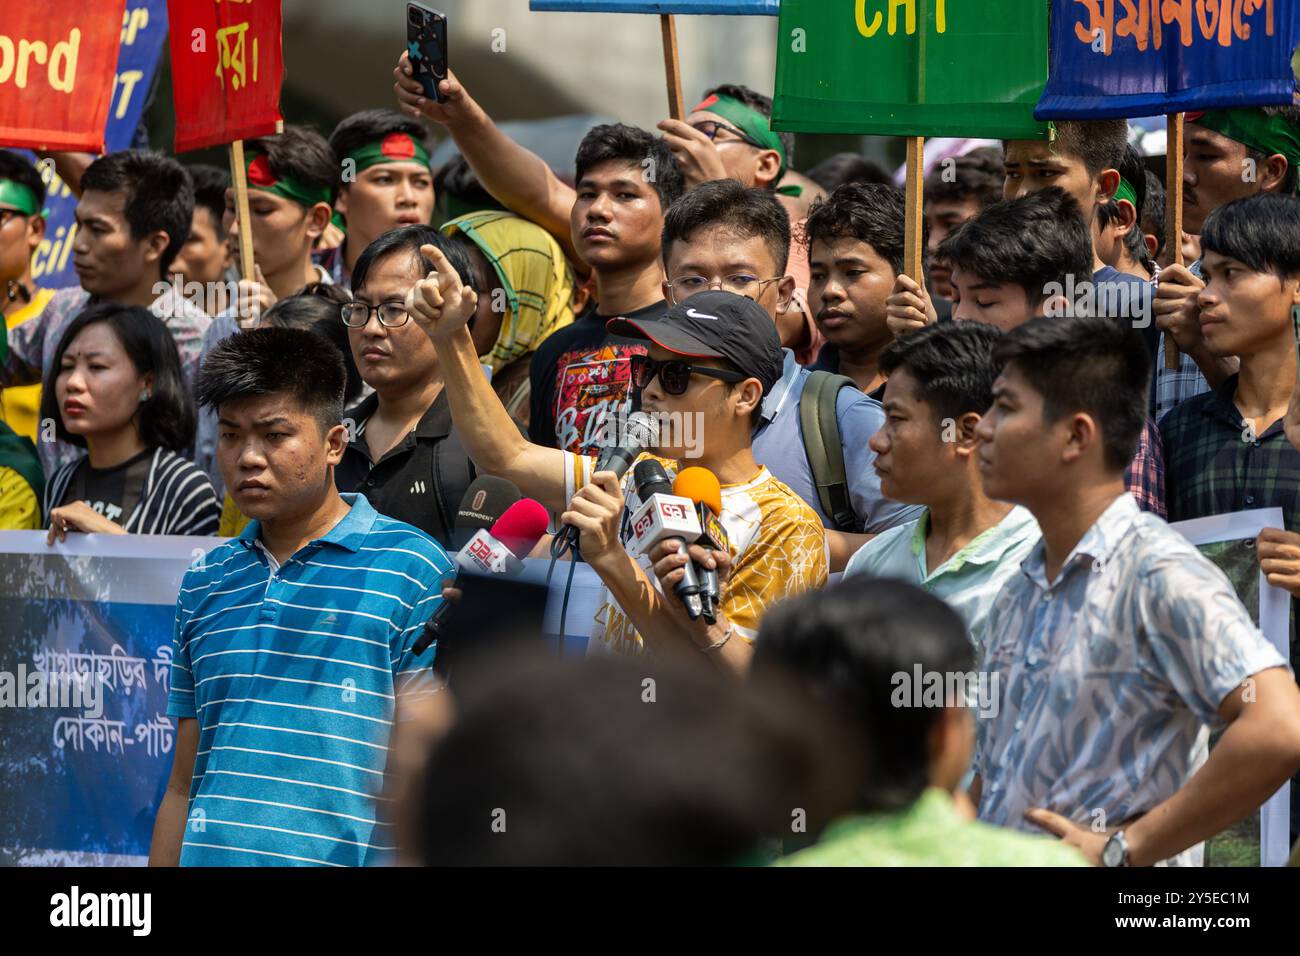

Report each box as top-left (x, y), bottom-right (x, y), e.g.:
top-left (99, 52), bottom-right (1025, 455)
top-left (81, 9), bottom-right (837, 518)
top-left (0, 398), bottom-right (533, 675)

top-left (772, 0), bottom-right (1049, 139)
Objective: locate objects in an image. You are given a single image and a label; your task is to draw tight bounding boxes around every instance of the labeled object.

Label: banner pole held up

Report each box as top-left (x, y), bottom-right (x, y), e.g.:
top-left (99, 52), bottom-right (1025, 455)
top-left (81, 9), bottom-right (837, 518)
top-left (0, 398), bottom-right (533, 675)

top-left (228, 139), bottom-right (256, 283)
top-left (904, 136), bottom-right (925, 284)
top-left (1164, 113), bottom-right (1184, 369)
top-left (660, 14), bottom-right (685, 120)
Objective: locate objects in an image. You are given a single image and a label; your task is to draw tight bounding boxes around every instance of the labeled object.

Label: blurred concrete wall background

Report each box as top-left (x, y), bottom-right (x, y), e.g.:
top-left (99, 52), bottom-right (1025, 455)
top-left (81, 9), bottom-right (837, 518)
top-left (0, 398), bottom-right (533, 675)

top-left (280, 0), bottom-right (780, 131)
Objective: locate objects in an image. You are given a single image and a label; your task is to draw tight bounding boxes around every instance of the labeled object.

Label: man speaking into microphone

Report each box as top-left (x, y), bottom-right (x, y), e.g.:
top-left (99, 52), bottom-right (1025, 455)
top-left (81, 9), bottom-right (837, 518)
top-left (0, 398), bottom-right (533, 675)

top-left (405, 246), bottom-right (826, 669)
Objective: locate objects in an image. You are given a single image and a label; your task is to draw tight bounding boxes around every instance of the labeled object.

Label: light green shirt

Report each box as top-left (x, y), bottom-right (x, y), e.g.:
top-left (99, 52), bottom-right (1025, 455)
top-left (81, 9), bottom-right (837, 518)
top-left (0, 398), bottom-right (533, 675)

top-left (777, 788), bottom-right (1089, 867)
top-left (843, 505), bottom-right (1040, 653)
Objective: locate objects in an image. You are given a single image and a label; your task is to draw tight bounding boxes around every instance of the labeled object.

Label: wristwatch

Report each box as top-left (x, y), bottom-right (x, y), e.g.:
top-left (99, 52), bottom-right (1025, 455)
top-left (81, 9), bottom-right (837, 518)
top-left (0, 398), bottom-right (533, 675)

top-left (1102, 828), bottom-right (1129, 867)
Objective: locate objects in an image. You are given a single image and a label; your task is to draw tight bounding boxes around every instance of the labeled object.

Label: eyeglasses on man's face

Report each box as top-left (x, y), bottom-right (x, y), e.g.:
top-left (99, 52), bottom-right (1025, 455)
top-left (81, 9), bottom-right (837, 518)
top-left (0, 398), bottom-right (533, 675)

top-left (341, 300), bottom-right (411, 329)
top-left (666, 274), bottom-right (783, 305)
top-left (690, 120), bottom-right (764, 150)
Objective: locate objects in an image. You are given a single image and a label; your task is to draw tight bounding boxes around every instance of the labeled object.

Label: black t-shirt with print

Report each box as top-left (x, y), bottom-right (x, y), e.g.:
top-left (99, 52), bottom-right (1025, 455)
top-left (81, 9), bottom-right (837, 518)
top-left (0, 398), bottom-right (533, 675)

top-left (527, 300), bottom-right (665, 454)
top-left (61, 447), bottom-right (153, 526)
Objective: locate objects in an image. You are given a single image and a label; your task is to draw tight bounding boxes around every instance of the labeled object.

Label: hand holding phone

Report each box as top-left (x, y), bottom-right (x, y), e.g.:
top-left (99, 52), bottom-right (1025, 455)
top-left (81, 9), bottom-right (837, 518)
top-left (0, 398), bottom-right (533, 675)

top-left (406, 4), bottom-right (448, 102)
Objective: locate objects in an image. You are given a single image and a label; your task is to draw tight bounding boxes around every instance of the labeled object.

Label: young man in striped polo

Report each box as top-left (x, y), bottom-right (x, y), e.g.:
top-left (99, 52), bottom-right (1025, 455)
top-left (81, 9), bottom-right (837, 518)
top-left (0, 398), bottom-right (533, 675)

top-left (149, 327), bottom-right (453, 867)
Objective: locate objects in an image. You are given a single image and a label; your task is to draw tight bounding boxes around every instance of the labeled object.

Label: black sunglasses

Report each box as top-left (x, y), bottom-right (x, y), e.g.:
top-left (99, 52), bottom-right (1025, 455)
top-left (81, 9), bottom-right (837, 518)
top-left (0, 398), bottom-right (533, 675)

top-left (630, 354), bottom-right (747, 396)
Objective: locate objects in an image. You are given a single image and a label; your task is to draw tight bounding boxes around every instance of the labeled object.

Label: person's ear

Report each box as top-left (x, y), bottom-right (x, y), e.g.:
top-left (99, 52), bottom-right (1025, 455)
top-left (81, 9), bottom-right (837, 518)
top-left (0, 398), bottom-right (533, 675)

top-left (776, 274), bottom-right (797, 312)
top-left (733, 377), bottom-right (763, 418)
top-left (1097, 167), bottom-right (1121, 202)
top-left (661, 278), bottom-right (672, 303)
top-left (1260, 155), bottom-right (1290, 193)
top-left (753, 149), bottom-right (782, 189)
top-left (1061, 411), bottom-right (1101, 465)
top-left (1143, 232), bottom-right (1159, 260)
top-left (927, 705), bottom-right (975, 793)
top-left (144, 229), bottom-right (170, 267)
top-left (951, 411), bottom-right (984, 457)
top-left (26, 213), bottom-right (46, 251)
top-left (306, 202), bottom-right (333, 241)
top-left (1115, 199), bottom-right (1138, 238)
top-left (325, 422), bottom-right (350, 465)
top-left (334, 189), bottom-right (349, 218)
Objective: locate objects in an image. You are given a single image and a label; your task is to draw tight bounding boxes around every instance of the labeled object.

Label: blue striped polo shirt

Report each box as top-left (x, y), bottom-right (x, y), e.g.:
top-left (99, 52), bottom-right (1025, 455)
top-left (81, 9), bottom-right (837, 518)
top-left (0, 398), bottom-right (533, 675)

top-left (166, 493), bottom-right (453, 866)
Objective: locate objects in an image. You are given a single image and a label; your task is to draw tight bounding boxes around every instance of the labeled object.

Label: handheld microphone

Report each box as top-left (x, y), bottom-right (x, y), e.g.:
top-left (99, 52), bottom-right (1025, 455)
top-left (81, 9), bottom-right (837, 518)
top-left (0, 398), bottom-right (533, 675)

top-left (554, 410), bottom-right (661, 558)
top-left (416, 497), bottom-right (551, 657)
top-left (631, 459), bottom-right (704, 620)
top-left (450, 475), bottom-right (521, 550)
top-left (673, 468), bottom-right (728, 625)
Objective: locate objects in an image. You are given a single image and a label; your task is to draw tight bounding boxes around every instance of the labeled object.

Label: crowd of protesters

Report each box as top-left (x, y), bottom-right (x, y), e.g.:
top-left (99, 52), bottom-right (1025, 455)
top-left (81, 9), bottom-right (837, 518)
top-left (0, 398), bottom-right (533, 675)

top-left (2, 45), bottom-right (1300, 868)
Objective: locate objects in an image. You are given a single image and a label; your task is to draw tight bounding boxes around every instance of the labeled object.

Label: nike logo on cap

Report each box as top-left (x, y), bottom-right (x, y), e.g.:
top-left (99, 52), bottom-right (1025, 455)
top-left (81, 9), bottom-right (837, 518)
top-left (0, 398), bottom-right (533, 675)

top-left (685, 307), bottom-right (719, 321)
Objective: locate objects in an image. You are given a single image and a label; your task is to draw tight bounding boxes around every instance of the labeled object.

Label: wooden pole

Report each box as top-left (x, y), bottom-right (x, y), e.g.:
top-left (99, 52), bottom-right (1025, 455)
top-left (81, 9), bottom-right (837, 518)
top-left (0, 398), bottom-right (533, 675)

top-left (228, 139), bottom-right (256, 283)
top-left (1164, 113), bottom-right (1184, 369)
top-left (904, 136), bottom-right (925, 283)
top-left (660, 14), bottom-right (685, 120)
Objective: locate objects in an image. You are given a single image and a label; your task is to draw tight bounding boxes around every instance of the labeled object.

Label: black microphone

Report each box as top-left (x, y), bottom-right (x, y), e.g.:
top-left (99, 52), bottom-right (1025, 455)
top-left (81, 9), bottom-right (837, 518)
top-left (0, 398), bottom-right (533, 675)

top-left (631, 459), bottom-right (704, 620)
top-left (553, 410), bottom-right (661, 558)
top-left (450, 475), bottom-right (521, 550)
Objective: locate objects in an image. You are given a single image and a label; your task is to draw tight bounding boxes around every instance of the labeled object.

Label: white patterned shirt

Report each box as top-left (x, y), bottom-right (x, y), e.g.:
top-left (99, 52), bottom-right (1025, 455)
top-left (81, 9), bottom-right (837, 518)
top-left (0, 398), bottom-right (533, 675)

top-left (975, 493), bottom-right (1287, 865)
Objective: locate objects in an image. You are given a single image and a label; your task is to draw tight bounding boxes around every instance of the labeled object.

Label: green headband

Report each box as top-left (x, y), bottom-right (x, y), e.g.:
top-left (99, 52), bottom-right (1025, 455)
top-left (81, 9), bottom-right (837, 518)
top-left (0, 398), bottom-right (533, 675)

top-left (1114, 176), bottom-right (1138, 208)
top-left (345, 133), bottom-right (432, 175)
top-left (0, 179), bottom-right (41, 217)
top-left (245, 151), bottom-right (333, 209)
top-left (1191, 109), bottom-right (1300, 194)
top-left (692, 93), bottom-right (787, 181)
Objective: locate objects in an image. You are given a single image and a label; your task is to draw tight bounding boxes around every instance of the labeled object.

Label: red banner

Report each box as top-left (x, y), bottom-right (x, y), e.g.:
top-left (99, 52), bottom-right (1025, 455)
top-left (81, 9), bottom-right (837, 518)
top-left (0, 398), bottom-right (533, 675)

top-left (0, 0), bottom-right (127, 152)
top-left (168, 0), bottom-right (283, 153)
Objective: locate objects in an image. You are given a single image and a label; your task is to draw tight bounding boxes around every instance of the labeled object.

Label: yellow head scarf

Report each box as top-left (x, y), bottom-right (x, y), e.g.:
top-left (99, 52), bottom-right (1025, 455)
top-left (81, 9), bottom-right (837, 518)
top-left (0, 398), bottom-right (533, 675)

top-left (441, 210), bottom-right (577, 374)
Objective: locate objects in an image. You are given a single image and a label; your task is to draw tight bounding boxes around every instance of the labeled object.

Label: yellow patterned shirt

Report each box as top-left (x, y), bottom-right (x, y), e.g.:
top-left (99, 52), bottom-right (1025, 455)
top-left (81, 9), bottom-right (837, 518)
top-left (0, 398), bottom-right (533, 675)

top-left (2, 287), bottom-right (56, 443)
top-left (564, 452), bottom-right (828, 654)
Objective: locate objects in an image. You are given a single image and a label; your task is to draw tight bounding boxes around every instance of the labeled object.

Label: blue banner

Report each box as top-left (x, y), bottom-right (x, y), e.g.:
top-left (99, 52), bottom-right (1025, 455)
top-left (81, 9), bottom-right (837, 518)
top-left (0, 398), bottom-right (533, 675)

top-left (1037, 1), bottom-right (1300, 119)
top-left (27, 0), bottom-right (169, 291)
top-left (530, 1), bottom-right (778, 14)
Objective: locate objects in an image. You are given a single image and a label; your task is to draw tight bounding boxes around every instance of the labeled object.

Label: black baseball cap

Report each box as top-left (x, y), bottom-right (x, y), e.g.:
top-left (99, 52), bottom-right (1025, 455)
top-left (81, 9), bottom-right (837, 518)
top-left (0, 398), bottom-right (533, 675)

top-left (605, 290), bottom-right (784, 397)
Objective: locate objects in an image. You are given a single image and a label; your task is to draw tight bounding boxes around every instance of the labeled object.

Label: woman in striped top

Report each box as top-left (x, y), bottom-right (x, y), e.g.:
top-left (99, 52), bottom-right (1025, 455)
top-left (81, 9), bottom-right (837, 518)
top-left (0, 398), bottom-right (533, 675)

top-left (41, 302), bottom-right (219, 539)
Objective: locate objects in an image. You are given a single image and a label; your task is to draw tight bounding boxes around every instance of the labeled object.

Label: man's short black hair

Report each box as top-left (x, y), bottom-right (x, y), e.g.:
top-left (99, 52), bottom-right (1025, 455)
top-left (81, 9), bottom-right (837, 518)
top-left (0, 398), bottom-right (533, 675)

top-left (805, 153), bottom-right (893, 194)
top-left (753, 577), bottom-right (973, 814)
top-left (0, 148), bottom-right (47, 208)
top-left (804, 182), bottom-right (913, 277)
top-left (701, 82), bottom-right (795, 179)
top-left (411, 651), bottom-right (859, 865)
top-left (938, 188), bottom-right (1094, 308)
top-left (80, 151), bottom-right (195, 278)
top-left (924, 146), bottom-right (1005, 210)
top-left (261, 282), bottom-right (365, 407)
top-left (350, 224), bottom-right (481, 299)
top-left (993, 315), bottom-right (1150, 472)
top-left (185, 163), bottom-right (230, 235)
top-left (195, 327), bottom-right (346, 434)
top-left (661, 179), bottom-right (791, 274)
top-left (1096, 144), bottom-right (1152, 272)
top-left (245, 125), bottom-right (339, 207)
top-left (1200, 193), bottom-right (1300, 280)
top-left (574, 123), bottom-right (685, 213)
top-left (1141, 168), bottom-right (1166, 258)
top-left (328, 109), bottom-right (431, 190)
top-left (880, 320), bottom-right (1003, 424)
top-left (1245, 106), bottom-right (1300, 196)
top-left (1049, 119), bottom-right (1129, 178)
top-left (42, 303), bottom-right (194, 452)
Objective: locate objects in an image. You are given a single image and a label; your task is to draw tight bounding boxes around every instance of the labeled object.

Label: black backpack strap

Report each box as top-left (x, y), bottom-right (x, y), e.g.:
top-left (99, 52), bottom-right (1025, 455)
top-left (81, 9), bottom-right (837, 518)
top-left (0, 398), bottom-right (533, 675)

top-left (799, 371), bottom-right (860, 532)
